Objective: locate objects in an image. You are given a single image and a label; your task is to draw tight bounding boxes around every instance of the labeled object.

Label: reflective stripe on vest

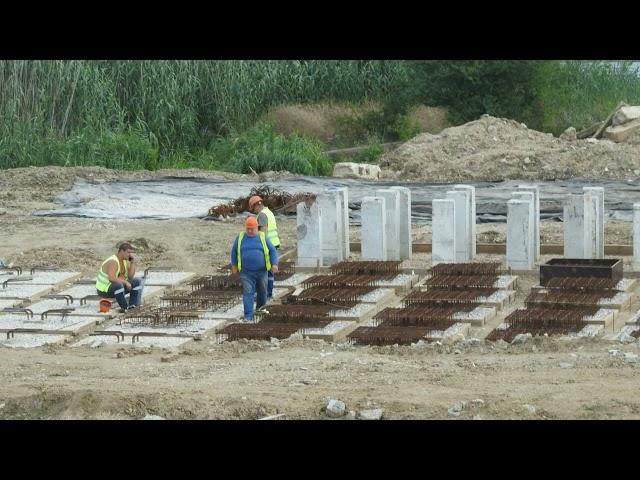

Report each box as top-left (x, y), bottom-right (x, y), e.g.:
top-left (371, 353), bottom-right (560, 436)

top-left (262, 207), bottom-right (280, 247)
top-left (237, 232), bottom-right (271, 272)
top-left (96, 255), bottom-right (129, 293)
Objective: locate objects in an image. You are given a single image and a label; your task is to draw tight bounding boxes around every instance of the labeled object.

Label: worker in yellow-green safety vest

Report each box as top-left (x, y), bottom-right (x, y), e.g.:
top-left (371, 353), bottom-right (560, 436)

top-left (230, 216), bottom-right (279, 322)
top-left (96, 242), bottom-right (144, 313)
top-left (248, 195), bottom-right (280, 299)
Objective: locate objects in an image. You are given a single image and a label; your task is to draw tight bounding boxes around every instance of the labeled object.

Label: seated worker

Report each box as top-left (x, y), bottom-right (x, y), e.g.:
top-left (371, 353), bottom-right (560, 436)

top-left (95, 242), bottom-right (143, 312)
top-left (230, 217), bottom-right (279, 322)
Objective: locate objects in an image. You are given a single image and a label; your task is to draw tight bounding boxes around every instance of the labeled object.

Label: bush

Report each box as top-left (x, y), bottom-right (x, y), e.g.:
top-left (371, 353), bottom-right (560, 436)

top-left (210, 124), bottom-right (332, 176)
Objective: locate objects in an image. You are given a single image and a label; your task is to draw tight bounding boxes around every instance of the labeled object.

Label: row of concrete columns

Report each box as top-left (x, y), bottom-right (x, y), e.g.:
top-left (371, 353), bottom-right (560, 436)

top-left (296, 184), bottom-right (640, 270)
top-left (296, 186), bottom-right (412, 267)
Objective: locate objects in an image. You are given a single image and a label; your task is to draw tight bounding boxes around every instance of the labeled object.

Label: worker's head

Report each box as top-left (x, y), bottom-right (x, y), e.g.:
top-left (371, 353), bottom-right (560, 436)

top-left (248, 195), bottom-right (263, 213)
top-left (244, 216), bottom-right (259, 236)
top-left (117, 242), bottom-right (135, 260)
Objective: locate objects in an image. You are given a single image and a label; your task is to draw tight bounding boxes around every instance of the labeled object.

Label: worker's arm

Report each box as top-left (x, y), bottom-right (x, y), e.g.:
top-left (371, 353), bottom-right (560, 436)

top-left (127, 253), bottom-right (136, 279)
top-left (266, 238), bottom-right (278, 273)
top-left (230, 237), bottom-right (239, 274)
top-left (257, 212), bottom-right (268, 234)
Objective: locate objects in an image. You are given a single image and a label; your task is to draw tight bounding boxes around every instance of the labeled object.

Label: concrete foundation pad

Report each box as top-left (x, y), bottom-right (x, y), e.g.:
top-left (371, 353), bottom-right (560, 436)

top-left (0, 313), bottom-right (102, 335)
top-left (302, 320), bottom-right (359, 341)
top-left (134, 271), bottom-right (197, 287)
top-left (452, 307), bottom-right (497, 326)
top-left (358, 288), bottom-right (396, 305)
top-left (429, 322), bottom-right (471, 340)
top-left (58, 284), bottom-right (166, 302)
top-left (531, 278), bottom-right (636, 293)
top-left (0, 299), bottom-right (21, 309)
top-left (275, 273), bottom-right (312, 288)
top-left (583, 309), bottom-right (616, 327)
top-left (110, 317), bottom-right (226, 336)
top-left (0, 334), bottom-right (68, 348)
top-left (598, 292), bottom-right (634, 311)
top-left (23, 298), bottom-right (113, 318)
top-left (0, 271), bottom-right (81, 286)
top-left (331, 303), bottom-right (377, 321)
top-left (73, 335), bottom-right (192, 348)
top-left (373, 274), bottom-right (419, 293)
top-left (0, 284), bottom-right (55, 300)
top-left (577, 325), bottom-right (604, 337)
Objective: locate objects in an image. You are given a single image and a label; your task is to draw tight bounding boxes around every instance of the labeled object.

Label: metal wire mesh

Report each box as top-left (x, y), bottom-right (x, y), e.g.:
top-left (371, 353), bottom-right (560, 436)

top-left (330, 261), bottom-right (402, 275)
top-left (120, 307), bottom-right (200, 327)
top-left (428, 262), bottom-right (501, 276)
top-left (303, 274), bottom-right (392, 288)
top-left (404, 289), bottom-right (486, 307)
top-left (347, 326), bottom-right (433, 346)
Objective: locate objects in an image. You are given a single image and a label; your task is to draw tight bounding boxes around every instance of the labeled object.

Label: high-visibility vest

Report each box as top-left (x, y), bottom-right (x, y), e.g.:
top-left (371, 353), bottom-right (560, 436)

top-left (237, 232), bottom-right (271, 272)
top-left (96, 255), bottom-right (129, 293)
top-left (262, 207), bottom-right (280, 248)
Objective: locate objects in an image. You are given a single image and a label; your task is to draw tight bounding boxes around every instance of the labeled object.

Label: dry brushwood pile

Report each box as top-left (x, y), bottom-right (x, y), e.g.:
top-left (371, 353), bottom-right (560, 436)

top-left (207, 186), bottom-right (316, 218)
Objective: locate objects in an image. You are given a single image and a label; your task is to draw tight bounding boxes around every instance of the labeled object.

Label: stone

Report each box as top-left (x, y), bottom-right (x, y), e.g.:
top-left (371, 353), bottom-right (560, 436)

top-left (432, 199), bottom-right (456, 264)
top-left (347, 410), bottom-right (357, 420)
top-left (618, 332), bottom-right (637, 344)
top-left (633, 204), bottom-right (640, 271)
top-left (332, 162), bottom-right (381, 180)
top-left (612, 106), bottom-right (640, 126)
top-left (161, 353), bottom-right (179, 363)
top-left (523, 404), bottom-right (536, 414)
top-left (559, 362), bottom-right (574, 369)
top-left (326, 399), bottom-right (347, 418)
top-left (560, 127), bottom-right (577, 141)
top-left (443, 333), bottom-right (465, 345)
top-left (361, 196), bottom-right (387, 261)
top-left (604, 118), bottom-right (640, 143)
top-left (624, 352), bottom-right (639, 362)
top-left (448, 401), bottom-right (466, 416)
top-left (470, 399), bottom-right (485, 408)
top-left (90, 340), bottom-right (106, 349)
top-left (511, 333), bottom-right (532, 345)
top-left (472, 415), bottom-right (483, 420)
top-left (358, 408), bottom-right (384, 420)
top-left (142, 415), bottom-right (165, 420)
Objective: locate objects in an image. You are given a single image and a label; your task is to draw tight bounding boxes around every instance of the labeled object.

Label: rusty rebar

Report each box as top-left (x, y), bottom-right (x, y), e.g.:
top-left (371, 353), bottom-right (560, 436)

top-left (542, 276), bottom-right (620, 291)
top-left (525, 290), bottom-right (616, 308)
top-left (428, 262), bottom-right (501, 276)
top-left (374, 307), bottom-right (461, 329)
top-left (347, 326), bottom-right (433, 346)
top-left (217, 323), bottom-right (302, 341)
top-left (425, 274), bottom-right (498, 289)
top-left (120, 307), bottom-right (200, 327)
top-left (330, 261), bottom-right (402, 276)
top-left (286, 286), bottom-right (374, 306)
top-left (303, 274), bottom-right (393, 288)
top-left (188, 275), bottom-right (243, 291)
top-left (404, 289), bottom-right (486, 307)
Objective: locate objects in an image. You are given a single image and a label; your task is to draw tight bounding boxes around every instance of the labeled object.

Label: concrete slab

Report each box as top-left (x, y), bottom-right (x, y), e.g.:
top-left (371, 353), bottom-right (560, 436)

top-left (359, 288), bottom-right (396, 305)
top-left (0, 334), bottom-right (68, 348)
top-left (577, 325), bottom-right (604, 338)
top-left (0, 299), bottom-right (21, 309)
top-left (0, 313), bottom-right (101, 335)
top-left (275, 273), bottom-right (312, 288)
top-left (373, 274), bottom-right (419, 293)
top-left (452, 307), bottom-right (497, 326)
top-left (361, 196), bottom-right (387, 261)
top-left (23, 298), bottom-right (113, 318)
top-left (297, 201), bottom-right (323, 268)
top-left (134, 271), bottom-right (197, 286)
top-left (0, 271), bottom-right (81, 286)
top-left (73, 335), bottom-right (192, 348)
top-left (331, 303), bottom-right (377, 321)
top-left (0, 284), bottom-right (55, 300)
top-left (302, 320), bottom-right (359, 341)
top-left (111, 317), bottom-right (226, 336)
top-left (58, 284), bottom-right (166, 302)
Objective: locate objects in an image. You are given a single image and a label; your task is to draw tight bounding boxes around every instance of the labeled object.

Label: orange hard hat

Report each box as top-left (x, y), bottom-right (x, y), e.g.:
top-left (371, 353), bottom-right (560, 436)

top-left (245, 216), bottom-right (259, 228)
top-left (248, 196), bottom-right (263, 209)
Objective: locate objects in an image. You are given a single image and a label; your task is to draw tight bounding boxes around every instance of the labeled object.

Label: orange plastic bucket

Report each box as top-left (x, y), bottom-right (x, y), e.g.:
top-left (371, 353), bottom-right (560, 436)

top-left (99, 299), bottom-right (112, 313)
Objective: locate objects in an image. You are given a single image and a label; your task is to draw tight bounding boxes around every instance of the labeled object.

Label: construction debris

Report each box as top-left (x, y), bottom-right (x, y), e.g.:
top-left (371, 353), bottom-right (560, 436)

top-left (207, 185), bottom-right (315, 218)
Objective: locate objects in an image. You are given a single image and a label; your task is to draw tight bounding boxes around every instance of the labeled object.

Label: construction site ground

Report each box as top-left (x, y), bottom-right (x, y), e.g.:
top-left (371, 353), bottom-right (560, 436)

top-left (2, 167), bottom-right (640, 420)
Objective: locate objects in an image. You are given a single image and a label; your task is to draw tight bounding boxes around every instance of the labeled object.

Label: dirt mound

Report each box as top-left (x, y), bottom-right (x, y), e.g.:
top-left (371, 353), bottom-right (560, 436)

top-left (9, 247), bottom-right (102, 274)
top-left (379, 115), bottom-right (640, 182)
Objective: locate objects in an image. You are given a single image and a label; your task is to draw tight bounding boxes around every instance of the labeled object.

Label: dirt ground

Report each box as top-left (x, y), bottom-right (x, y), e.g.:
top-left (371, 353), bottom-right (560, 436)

top-left (1, 166), bottom-right (640, 420)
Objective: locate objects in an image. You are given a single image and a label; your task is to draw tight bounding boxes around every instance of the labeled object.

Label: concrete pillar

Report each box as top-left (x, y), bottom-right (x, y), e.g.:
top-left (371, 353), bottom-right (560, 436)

top-left (327, 187), bottom-right (350, 260)
top-left (633, 204), bottom-right (640, 271)
top-left (446, 189), bottom-right (471, 262)
top-left (361, 196), bottom-right (387, 261)
top-left (517, 185), bottom-right (540, 261)
top-left (375, 189), bottom-right (401, 261)
top-left (389, 186), bottom-right (412, 260)
top-left (510, 191), bottom-right (535, 266)
top-left (583, 187), bottom-right (605, 259)
top-left (564, 192), bottom-right (594, 258)
top-left (318, 191), bottom-right (344, 265)
top-left (432, 199), bottom-right (456, 264)
top-left (507, 199), bottom-right (535, 270)
top-left (454, 185), bottom-right (476, 259)
top-left (296, 201), bottom-right (323, 267)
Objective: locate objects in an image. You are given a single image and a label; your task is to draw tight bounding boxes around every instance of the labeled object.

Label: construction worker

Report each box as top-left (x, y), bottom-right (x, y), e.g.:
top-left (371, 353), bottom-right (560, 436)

top-left (231, 217), bottom-right (279, 322)
top-left (96, 242), bottom-right (143, 313)
top-left (248, 195), bottom-right (280, 298)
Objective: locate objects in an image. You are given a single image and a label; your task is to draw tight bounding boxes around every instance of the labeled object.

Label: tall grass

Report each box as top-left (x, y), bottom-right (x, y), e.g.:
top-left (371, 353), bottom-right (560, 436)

top-left (535, 61), bottom-right (640, 134)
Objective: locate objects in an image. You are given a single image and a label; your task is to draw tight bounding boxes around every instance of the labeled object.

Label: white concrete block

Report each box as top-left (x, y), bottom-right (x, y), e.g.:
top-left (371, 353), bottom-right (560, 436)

top-left (375, 189), bottom-right (401, 261)
top-left (517, 185), bottom-right (540, 261)
top-left (318, 191), bottom-right (344, 265)
top-left (361, 196), bottom-right (387, 261)
top-left (583, 187), bottom-right (604, 259)
top-left (296, 201), bottom-right (323, 268)
top-left (511, 191), bottom-right (535, 266)
top-left (432, 199), bottom-right (456, 264)
top-left (389, 186), bottom-right (412, 260)
top-left (446, 190), bottom-right (471, 262)
top-left (634, 203), bottom-right (640, 271)
top-left (327, 187), bottom-right (349, 260)
top-left (564, 192), bottom-right (594, 258)
top-left (454, 185), bottom-right (476, 258)
top-left (507, 199), bottom-right (534, 270)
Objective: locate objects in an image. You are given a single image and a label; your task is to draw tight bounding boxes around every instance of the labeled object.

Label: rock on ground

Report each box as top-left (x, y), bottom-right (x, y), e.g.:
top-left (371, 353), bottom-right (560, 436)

top-left (326, 399), bottom-right (347, 418)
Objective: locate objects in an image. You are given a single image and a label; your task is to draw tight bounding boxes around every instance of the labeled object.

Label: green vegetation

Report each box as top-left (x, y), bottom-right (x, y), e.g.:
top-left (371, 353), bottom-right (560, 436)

top-left (1, 60), bottom-right (639, 173)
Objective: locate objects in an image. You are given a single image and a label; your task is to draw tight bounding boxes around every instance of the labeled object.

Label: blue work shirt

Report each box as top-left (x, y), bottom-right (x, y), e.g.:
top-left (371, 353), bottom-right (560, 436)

top-left (231, 233), bottom-right (278, 272)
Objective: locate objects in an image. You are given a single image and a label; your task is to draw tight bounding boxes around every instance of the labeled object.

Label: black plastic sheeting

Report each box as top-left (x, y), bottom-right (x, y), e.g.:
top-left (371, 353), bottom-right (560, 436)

top-left (33, 175), bottom-right (640, 224)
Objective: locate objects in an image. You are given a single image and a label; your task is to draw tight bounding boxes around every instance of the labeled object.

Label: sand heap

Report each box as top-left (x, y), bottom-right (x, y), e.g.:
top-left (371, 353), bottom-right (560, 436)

top-left (379, 115), bottom-right (640, 183)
